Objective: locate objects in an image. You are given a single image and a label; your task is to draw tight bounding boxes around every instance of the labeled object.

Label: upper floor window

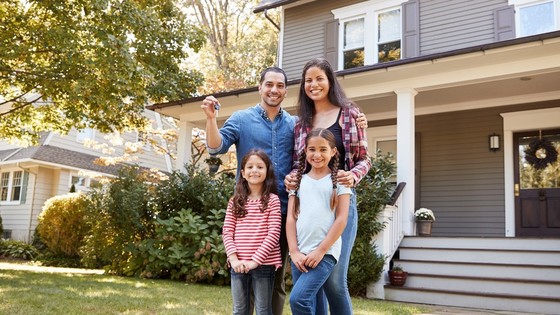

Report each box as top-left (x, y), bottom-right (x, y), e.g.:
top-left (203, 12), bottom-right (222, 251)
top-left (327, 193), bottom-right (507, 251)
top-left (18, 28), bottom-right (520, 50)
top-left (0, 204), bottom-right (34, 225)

top-left (510, 0), bottom-right (560, 37)
top-left (1, 170), bottom-right (23, 203)
top-left (334, 0), bottom-right (403, 70)
top-left (77, 128), bottom-right (95, 142)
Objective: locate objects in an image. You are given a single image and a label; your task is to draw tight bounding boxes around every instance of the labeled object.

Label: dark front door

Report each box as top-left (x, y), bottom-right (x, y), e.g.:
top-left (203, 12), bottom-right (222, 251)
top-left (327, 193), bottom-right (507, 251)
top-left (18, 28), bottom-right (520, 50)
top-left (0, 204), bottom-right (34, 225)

top-left (514, 129), bottom-right (560, 237)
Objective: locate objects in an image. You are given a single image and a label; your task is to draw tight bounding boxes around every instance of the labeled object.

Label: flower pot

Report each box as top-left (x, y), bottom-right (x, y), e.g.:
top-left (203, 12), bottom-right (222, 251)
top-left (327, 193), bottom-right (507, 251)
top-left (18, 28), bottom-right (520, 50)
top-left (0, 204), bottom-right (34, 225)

top-left (388, 270), bottom-right (408, 286)
top-left (208, 164), bottom-right (220, 174)
top-left (416, 220), bottom-right (433, 236)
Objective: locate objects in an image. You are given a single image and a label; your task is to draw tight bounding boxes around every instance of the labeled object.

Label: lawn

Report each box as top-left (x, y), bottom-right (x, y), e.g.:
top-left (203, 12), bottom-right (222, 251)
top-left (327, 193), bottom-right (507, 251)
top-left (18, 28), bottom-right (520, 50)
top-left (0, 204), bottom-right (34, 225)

top-left (0, 262), bottom-right (430, 315)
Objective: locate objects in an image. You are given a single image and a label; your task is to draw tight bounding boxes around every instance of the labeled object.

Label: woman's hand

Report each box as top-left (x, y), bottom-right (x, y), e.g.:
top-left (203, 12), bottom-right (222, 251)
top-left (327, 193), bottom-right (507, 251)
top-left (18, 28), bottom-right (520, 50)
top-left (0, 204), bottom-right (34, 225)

top-left (284, 173), bottom-right (297, 191)
top-left (337, 170), bottom-right (355, 188)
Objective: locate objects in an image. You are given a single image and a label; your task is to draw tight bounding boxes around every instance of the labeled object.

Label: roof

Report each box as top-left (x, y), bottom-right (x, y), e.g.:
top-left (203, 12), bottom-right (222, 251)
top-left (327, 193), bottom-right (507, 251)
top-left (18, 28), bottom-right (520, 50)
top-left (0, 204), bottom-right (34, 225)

top-left (147, 30), bottom-right (560, 112)
top-left (253, 0), bottom-right (301, 13)
top-left (0, 145), bottom-right (123, 175)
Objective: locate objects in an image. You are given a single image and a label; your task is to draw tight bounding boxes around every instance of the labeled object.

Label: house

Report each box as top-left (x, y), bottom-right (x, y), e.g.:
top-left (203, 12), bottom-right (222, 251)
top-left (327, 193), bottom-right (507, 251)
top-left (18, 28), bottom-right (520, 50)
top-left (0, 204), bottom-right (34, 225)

top-left (147, 0), bottom-right (560, 313)
top-left (0, 110), bottom-right (174, 243)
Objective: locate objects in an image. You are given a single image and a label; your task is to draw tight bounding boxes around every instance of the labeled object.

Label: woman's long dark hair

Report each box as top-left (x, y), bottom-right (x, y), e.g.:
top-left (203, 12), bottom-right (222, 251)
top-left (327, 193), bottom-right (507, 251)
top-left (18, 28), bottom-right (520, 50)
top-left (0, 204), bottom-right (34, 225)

top-left (296, 58), bottom-right (354, 129)
top-left (231, 149), bottom-right (277, 218)
top-left (290, 128), bottom-right (339, 219)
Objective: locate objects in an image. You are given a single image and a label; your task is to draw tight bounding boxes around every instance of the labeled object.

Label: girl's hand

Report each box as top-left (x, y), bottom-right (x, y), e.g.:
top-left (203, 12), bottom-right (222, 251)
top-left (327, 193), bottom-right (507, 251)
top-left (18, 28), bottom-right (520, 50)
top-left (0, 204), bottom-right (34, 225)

top-left (356, 112), bottom-right (368, 129)
top-left (291, 251), bottom-right (309, 273)
top-left (284, 173), bottom-right (297, 191)
top-left (305, 248), bottom-right (326, 269)
top-left (245, 260), bottom-right (258, 271)
top-left (337, 170), bottom-right (355, 187)
top-left (231, 260), bottom-right (249, 273)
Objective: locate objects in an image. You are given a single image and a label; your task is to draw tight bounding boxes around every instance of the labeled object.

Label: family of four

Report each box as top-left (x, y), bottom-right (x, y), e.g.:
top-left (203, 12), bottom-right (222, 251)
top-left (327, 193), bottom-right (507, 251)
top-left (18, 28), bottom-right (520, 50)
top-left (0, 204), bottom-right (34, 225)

top-left (200, 58), bottom-right (371, 315)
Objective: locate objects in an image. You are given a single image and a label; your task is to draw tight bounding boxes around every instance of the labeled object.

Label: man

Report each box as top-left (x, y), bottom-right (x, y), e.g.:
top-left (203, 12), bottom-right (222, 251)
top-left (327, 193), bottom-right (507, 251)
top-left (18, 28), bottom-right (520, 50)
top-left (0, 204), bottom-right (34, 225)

top-left (202, 67), bottom-right (294, 315)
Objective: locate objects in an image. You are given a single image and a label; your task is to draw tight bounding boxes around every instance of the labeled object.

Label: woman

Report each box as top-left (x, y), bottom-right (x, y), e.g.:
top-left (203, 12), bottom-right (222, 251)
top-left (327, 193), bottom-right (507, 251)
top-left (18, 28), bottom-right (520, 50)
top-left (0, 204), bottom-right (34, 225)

top-left (286, 58), bottom-right (371, 314)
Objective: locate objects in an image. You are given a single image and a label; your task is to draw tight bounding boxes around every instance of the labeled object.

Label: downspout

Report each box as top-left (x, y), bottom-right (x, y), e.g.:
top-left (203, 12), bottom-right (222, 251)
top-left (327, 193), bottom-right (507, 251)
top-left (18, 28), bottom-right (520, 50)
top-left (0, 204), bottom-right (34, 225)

top-left (264, 9), bottom-right (280, 31)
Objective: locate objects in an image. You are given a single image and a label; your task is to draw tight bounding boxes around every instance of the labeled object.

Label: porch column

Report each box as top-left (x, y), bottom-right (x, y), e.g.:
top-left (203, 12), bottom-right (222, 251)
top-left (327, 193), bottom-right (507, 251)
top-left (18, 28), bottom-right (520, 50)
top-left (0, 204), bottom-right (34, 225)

top-left (395, 88), bottom-right (417, 236)
top-left (176, 118), bottom-right (194, 172)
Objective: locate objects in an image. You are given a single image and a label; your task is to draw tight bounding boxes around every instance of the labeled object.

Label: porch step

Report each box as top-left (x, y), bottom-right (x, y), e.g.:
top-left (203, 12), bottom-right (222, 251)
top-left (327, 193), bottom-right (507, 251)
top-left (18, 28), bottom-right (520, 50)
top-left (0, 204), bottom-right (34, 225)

top-left (385, 237), bottom-right (560, 314)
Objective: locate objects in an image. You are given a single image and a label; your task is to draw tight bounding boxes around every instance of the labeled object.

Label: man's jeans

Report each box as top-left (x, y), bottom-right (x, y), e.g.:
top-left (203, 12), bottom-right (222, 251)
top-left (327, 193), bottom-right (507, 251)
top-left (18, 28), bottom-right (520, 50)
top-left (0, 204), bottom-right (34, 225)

top-left (231, 265), bottom-right (275, 315)
top-left (289, 255), bottom-right (336, 315)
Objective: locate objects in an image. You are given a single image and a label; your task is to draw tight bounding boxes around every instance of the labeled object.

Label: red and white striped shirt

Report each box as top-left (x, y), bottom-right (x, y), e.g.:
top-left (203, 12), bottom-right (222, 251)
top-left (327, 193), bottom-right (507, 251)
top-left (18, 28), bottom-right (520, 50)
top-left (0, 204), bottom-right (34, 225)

top-left (222, 194), bottom-right (282, 269)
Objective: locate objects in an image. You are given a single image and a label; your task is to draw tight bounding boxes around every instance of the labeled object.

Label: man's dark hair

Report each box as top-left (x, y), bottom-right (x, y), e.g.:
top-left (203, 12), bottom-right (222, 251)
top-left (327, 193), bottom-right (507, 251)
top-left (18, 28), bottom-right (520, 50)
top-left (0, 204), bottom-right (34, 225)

top-left (259, 67), bottom-right (288, 86)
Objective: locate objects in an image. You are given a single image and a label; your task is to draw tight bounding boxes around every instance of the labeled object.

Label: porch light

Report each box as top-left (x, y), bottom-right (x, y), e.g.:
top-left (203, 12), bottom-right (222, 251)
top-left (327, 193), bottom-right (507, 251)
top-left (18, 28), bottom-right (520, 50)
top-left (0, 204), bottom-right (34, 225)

top-left (489, 134), bottom-right (500, 152)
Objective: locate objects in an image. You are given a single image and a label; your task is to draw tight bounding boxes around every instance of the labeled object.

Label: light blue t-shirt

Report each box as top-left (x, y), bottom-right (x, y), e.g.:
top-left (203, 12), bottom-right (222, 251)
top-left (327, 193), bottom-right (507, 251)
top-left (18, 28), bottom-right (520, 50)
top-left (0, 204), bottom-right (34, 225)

top-left (295, 173), bottom-right (352, 262)
top-left (208, 104), bottom-right (296, 214)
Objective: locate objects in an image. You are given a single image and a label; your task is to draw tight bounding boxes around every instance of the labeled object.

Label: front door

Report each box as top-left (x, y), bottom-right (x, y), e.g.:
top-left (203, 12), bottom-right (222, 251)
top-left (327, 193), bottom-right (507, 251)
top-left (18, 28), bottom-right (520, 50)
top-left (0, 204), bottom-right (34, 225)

top-left (514, 129), bottom-right (560, 237)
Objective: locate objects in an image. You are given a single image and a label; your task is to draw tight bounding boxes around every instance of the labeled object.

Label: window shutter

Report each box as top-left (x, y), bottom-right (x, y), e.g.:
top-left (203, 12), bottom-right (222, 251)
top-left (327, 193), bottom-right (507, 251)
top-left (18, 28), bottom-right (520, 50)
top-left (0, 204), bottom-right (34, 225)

top-left (402, 0), bottom-right (420, 58)
top-left (494, 5), bottom-right (515, 41)
top-left (20, 171), bottom-right (29, 204)
top-left (325, 20), bottom-right (339, 70)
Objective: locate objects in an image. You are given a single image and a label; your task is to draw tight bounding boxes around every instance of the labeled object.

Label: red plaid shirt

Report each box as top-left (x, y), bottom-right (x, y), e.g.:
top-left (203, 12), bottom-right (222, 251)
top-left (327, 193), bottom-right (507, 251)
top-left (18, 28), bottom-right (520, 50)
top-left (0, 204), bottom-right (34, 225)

top-left (291, 106), bottom-right (371, 185)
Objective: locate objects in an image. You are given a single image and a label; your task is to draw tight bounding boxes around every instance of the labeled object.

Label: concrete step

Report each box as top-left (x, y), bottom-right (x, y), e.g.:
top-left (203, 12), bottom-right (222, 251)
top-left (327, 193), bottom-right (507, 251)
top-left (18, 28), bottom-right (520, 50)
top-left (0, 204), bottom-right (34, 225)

top-left (385, 286), bottom-right (560, 315)
top-left (400, 237), bottom-right (560, 251)
top-left (406, 274), bottom-right (560, 298)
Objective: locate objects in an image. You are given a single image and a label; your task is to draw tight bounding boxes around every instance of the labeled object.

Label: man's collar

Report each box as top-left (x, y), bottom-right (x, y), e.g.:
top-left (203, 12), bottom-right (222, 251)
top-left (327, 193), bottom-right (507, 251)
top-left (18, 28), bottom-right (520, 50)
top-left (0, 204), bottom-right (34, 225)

top-left (257, 104), bottom-right (284, 121)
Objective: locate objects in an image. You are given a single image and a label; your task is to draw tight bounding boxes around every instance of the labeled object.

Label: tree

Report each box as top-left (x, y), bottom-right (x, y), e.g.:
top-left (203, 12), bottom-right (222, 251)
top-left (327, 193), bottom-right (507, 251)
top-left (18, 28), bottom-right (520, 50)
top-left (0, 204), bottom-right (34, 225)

top-left (183, 0), bottom-right (279, 93)
top-left (0, 0), bottom-right (205, 145)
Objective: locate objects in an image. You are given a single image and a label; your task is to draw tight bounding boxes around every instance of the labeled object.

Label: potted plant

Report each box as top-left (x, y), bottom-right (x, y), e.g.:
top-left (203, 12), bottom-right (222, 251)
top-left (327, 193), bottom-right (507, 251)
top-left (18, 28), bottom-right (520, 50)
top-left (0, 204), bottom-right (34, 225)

top-left (205, 155), bottom-right (222, 174)
top-left (388, 264), bottom-right (408, 286)
top-left (415, 207), bottom-right (435, 236)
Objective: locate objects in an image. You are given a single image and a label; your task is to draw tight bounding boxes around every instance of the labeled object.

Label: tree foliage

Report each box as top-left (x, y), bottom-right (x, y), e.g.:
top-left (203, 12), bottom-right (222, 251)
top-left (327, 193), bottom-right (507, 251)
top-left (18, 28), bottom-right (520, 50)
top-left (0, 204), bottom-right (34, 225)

top-left (0, 0), bottom-right (205, 145)
top-left (184, 0), bottom-right (279, 93)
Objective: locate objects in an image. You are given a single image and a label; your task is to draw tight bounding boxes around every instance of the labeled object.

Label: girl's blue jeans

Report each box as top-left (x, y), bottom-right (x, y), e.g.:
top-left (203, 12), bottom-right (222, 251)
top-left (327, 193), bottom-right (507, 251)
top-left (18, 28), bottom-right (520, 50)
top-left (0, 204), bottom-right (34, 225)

top-left (289, 254), bottom-right (337, 315)
top-left (316, 190), bottom-right (357, 315)
top-left (231, 264), bottom-right (275, 315)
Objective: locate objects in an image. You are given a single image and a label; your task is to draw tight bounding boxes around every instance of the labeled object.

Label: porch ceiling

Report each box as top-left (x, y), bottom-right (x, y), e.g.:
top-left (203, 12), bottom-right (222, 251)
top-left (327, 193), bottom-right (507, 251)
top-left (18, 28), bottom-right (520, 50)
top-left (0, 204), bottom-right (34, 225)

top-left (151, 35), bottom-right (560, 126)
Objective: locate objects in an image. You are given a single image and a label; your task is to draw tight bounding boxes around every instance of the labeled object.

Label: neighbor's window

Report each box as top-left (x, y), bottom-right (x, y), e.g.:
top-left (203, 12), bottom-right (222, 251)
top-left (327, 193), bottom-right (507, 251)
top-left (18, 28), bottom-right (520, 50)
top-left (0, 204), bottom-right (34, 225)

top-left (510, 0), bottom-right (559, 37)
top-left (334, 1), bottom-right (403, 70)
top-left (0, 170), bottom-right (23, 203)
top-left (76, 128), bottom-right (95, 142)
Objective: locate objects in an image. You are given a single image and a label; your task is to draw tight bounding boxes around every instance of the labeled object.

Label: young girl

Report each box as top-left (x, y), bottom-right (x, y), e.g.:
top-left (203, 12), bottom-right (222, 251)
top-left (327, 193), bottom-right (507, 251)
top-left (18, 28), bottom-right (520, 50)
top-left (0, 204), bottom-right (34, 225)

top-left (222, 149), bottom-right (282, 315)
top-left (286, 128), bottom-right (352, 315)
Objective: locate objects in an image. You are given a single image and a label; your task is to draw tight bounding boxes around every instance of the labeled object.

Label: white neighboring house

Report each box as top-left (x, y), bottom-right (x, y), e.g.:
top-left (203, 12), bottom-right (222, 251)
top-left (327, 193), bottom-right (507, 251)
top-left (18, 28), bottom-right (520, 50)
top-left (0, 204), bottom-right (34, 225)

top-left (0, 110), bottom-right (175, 242)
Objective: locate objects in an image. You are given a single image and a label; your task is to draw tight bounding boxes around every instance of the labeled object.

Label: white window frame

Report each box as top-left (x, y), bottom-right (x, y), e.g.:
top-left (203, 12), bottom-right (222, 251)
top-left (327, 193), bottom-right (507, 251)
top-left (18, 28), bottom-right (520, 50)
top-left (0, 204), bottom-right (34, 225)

top-left (76, 128), bottom-right (95, 143)
top-left (0, 170), bottom-right (23, 205)
top-left (333, 0), bottom-right (404, 70)
top-left (509, 0), bottom-right (560, 37)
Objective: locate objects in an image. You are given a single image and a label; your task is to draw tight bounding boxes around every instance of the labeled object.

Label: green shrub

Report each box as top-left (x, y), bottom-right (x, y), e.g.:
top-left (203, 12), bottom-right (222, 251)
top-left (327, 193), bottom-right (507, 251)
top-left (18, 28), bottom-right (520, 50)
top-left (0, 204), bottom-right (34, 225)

top-left (0, 239), bottom-right (38, 260)
top-left (80, 166), bottom-right (157, 274)
top-left (36, 193), bottom-right (91, 257)
top-left (349, 152), bottom-right (395, 296)
top-left (134, 208), bottom-right (228, 284)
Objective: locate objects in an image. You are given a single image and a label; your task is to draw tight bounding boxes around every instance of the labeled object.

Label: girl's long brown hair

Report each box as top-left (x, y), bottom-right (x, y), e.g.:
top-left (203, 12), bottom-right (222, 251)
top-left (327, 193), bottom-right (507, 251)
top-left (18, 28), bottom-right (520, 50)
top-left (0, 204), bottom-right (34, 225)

top-left (291, 128), bottom-right (339, 219)
top-left (232, 149), bottom-right (278, 218)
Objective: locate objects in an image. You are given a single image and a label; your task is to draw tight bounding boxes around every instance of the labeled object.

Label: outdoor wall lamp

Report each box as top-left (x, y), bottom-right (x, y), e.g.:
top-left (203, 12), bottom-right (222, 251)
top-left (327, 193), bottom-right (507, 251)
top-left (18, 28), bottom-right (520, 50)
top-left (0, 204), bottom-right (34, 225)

top-left (489, 133), bottom-right (500, 152)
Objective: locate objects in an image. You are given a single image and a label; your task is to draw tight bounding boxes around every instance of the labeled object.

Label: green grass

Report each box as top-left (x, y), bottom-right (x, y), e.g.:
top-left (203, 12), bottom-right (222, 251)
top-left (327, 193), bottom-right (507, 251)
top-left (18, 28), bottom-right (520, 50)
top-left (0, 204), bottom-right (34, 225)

top-left (0, 264), bottom-right (430, 315)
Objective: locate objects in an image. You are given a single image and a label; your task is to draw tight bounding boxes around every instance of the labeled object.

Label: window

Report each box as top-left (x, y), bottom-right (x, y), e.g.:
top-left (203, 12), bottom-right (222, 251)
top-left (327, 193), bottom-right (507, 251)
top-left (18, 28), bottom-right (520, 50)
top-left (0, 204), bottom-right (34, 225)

top-left (69, 173), bottom-right (105, 191)
top-left (510, 0), bottom-right (560, 37)
top-left (333, 0), bottom-right (403, 70)
top-left (0, 170), bottom-right (23, 203)
top-left (77, 128), bottom-right (95, 142)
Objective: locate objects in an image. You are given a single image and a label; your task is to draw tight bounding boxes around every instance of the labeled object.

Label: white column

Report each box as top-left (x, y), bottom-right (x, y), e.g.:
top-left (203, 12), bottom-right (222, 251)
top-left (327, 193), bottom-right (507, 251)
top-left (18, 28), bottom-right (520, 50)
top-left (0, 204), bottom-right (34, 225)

top-left (176, 118), bottom-right (194, 172)
top-left (395, 88), bottom-right (417, 236)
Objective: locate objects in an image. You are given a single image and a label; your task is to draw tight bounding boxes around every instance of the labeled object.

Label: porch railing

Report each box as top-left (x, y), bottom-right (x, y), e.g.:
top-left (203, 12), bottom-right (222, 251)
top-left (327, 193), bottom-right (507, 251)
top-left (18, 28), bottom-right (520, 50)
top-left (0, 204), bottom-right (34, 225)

top-left (367, 182), bottom-right (406, 299)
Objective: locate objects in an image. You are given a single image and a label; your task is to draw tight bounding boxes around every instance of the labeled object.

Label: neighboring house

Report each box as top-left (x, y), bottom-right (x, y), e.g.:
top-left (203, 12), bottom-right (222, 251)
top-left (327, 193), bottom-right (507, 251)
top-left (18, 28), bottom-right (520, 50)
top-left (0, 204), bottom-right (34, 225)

top-left (148, 0), bottom-right (560, 313)
top-left (0, 110), bottom-right (174, 243)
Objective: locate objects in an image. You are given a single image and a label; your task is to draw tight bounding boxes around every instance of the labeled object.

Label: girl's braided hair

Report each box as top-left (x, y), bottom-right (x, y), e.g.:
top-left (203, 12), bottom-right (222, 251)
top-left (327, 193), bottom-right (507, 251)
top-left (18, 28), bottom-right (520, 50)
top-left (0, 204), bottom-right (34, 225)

top-left (291, 128), bottom-right (339, 219)
top-left (232, 149), bottom-right (278, 218)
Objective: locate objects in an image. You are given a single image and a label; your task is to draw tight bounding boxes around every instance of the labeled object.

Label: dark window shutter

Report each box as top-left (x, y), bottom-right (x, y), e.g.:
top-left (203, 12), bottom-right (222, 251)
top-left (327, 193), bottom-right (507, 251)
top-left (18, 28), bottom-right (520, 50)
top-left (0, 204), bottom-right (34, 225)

top-left (402, 0), bottom-right (420, 58)
top-left (325, 20), bottom-right (339, 70)
top-left (494, 5), bottom-right (516, 41)
top-left (20, 171), bottom-right (29, 204)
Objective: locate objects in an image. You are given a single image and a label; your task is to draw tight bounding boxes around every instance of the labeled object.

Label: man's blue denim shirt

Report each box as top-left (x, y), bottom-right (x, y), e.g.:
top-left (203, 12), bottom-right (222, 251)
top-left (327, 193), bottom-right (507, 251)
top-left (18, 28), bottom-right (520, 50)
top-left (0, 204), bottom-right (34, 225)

top-left (207, 104), bottom-right (296, 214)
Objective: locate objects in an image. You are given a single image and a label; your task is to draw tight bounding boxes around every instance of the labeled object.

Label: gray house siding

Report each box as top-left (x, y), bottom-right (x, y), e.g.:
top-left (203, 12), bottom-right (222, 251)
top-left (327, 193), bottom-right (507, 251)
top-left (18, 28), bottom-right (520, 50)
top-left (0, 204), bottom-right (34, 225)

top-left (419, 0), bottom-right (508, 55)
top-left (282, 0), bottom-right (362, 80)
top-left (414, 101), bottom-right (560, 236)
